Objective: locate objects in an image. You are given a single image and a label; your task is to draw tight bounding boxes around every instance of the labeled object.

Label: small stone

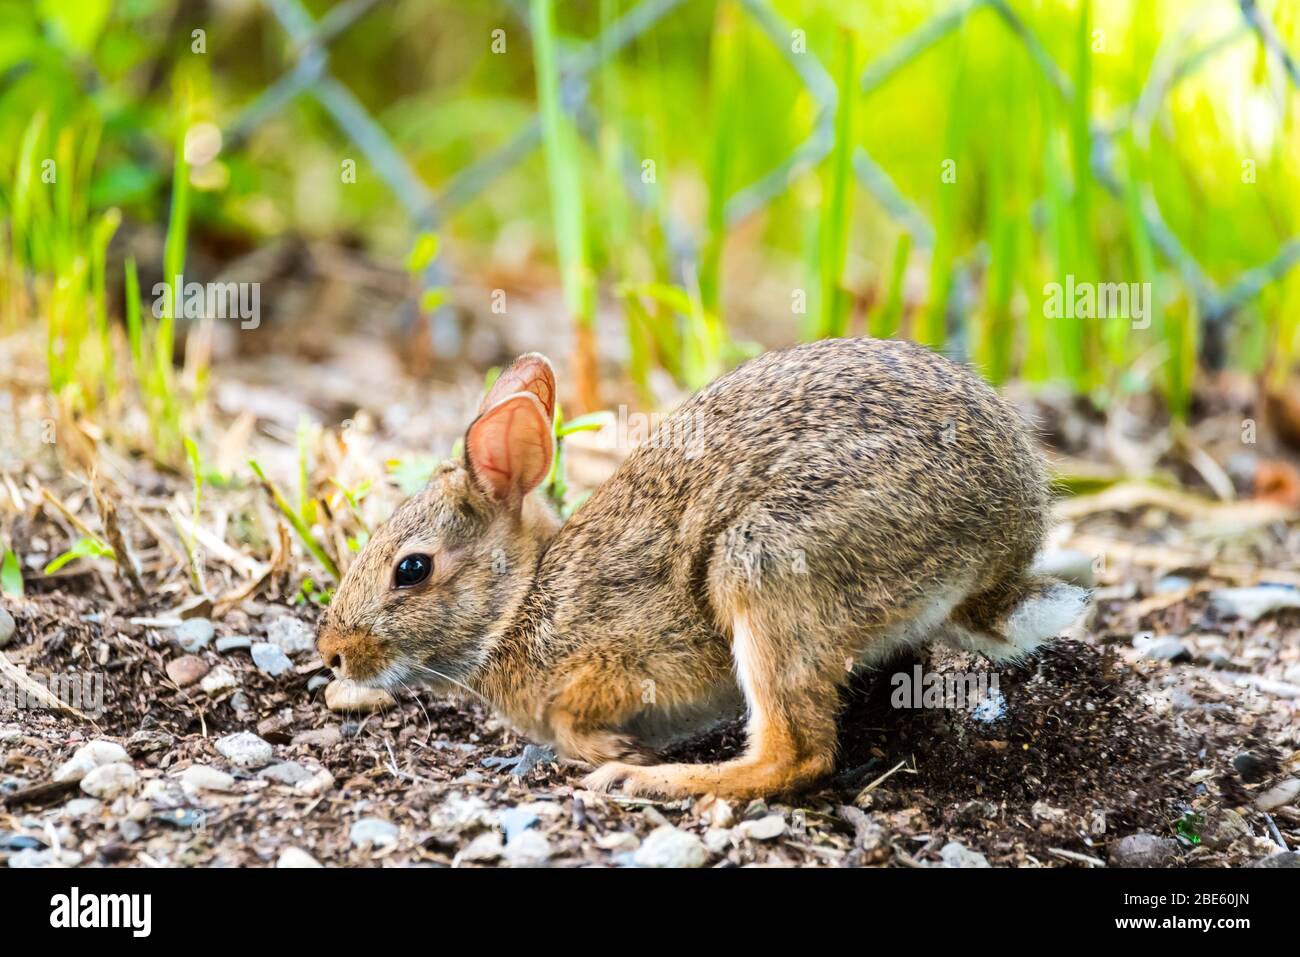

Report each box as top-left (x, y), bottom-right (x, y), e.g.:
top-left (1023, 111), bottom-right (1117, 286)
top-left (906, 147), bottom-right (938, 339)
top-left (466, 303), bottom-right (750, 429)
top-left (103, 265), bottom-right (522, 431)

top-left (258, 761), bottom-right (313, 786)
top-left (939, 841), bottom-right (991, 868)
top-left (277, 847), bottom-right (322, 868)
top-left (200, 666), bottom-right (240, 694)
top-left (325, 679), bottom-right (395, 714)
top-left (295, 767), bottom-right (335, 797)
top-left (1032, 548), bottom-right (1095, 589)
top-left (429, 794), bottom-right (496, 835)
top-left (350, 818), bottom-right (398, 848)
top-left (166, 655), bottom-right (209, 688)
top-left (1186, 769), bottom-right (1215, 785)
top-left (1154, 575), bottom-right (1192, 594)
top-left (632, 825), bottom-right (710, 868)
top-left (1252, 851), bottom-right (1300, 868)
top-left (1201, 807), bottom-right (1250, 850)
top-left (1233, 751), bottom-right (1271, 783)
top-left (1132, 635), bottom-right (1191, 662)
top-left (62, 798), bottom-right (102, 818)
top-left (180, 764), bottom-right (236, 794)
top-left (80, 762), bottom-right (138, 799)
top-left (595, 831), bottom-right (640, 852)
top-left (307, 674), bottom-right (330, 692)
top-left (292, 726), bottom-right (342, 748)
top-left (1209, 585), bottom-right (1300, 622)
top-left (215, 635), bottom-right (253, 653)
top-left (53, 740), bottom-right (130, 783)
top-left (458, 831), bottom-right (504, 862)
top-left (170, 618), bottom-right (214, 653)
top-left (737, 814), bottom-right (786, 841)
top-left (215, 731), bottom-right (273, 769)
top-left (0, 606), bottom-right (15, 648)
top-left (1031, 801), bottom-right (1067, 823)
top-left (696, 795), bottom-right (735, 829)
top-left (117, 819), bottom-right (143, 843)
top-left (503, 829), bottom-right (552, 867)
top-left (1254, 778), bottom-right (1300, 811)
top-left (266, 616), bottom-right (315, 655)
top-left (702, 828), bottom-right (734, 854)
top-left (251, 642), bottom-right (293, 677)
top-left (1109, 833), bottom-right (1177, 867)
top-left (498, 806), bottom-right (541, 843)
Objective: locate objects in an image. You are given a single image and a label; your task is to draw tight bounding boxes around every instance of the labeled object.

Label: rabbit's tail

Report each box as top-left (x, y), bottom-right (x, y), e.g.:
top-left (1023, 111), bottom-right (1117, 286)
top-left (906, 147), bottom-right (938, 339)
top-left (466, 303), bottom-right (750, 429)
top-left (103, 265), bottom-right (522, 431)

top-left (945, 576), bottom-right (1089, 662)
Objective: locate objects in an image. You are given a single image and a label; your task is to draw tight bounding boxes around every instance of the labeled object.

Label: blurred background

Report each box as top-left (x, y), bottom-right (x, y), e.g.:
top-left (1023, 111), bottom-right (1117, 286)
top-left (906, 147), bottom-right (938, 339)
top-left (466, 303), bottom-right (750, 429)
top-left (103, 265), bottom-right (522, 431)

top-left (3, 0), bottom-right (1300, 495)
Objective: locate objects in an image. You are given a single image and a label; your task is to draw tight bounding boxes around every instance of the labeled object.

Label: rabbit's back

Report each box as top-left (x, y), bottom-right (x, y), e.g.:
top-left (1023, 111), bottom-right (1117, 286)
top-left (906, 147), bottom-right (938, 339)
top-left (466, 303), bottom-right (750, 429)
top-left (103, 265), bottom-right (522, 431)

top-left (537, 337), bottom-right (1048, 665)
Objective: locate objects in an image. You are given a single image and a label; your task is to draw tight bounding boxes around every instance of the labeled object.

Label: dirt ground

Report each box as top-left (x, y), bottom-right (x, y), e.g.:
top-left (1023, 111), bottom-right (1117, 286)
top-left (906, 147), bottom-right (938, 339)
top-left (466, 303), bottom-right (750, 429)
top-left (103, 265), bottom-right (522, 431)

top-left (2, 295), bottom-right (1299, 868)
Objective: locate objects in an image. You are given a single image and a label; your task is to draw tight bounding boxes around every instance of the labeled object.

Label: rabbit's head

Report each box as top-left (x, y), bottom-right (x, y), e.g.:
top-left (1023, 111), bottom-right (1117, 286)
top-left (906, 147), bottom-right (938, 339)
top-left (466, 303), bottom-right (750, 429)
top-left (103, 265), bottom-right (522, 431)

top-left (317, 354), bottom-right (560, 692)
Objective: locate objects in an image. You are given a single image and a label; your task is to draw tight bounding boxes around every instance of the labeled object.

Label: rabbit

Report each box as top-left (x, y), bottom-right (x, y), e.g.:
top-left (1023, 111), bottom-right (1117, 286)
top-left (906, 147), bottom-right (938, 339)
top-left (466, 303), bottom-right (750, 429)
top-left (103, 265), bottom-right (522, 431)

top-left (318, 338), bottom-right (1088, 800)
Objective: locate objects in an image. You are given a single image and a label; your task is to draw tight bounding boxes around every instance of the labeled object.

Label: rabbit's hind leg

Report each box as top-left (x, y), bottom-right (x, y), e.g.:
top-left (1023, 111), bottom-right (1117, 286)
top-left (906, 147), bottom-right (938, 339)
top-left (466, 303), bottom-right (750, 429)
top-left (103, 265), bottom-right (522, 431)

top-left (582, 608), bottom-right (840, 800)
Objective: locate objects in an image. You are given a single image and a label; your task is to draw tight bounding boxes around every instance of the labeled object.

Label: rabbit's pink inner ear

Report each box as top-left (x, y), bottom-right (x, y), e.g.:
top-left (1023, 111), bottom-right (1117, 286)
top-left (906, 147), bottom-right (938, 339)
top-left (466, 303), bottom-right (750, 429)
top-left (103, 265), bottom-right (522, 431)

top-left (478, 353), bottom-right (556, 421)
top-left (465, 392), bottom-right (554, 503)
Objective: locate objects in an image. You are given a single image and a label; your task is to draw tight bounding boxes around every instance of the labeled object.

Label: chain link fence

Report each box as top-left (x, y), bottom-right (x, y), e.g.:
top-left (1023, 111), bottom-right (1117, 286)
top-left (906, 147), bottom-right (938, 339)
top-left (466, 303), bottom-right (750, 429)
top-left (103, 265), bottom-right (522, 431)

top-left (227, 0), bottom-right (1300, 365)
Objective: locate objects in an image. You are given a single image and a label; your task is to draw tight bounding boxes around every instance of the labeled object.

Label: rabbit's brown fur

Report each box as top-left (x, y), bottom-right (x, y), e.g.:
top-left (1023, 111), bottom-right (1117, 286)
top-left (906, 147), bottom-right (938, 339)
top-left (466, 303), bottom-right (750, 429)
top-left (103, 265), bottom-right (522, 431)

top-left (319, 338), bottom-right (1086, 800)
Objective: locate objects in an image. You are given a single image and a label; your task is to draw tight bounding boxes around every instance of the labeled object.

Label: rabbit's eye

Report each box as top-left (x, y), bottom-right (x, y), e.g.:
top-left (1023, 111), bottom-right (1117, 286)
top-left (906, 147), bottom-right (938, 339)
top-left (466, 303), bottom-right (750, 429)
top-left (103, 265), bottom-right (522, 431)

top-left (394, 554), bottom-right (432, 588)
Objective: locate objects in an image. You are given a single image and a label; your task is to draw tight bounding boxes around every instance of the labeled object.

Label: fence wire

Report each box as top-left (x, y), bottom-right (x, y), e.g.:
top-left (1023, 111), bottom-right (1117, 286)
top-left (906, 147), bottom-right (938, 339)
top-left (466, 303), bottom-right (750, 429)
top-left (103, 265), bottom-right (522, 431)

top-left (228, 0), bottom-right (1300, 366)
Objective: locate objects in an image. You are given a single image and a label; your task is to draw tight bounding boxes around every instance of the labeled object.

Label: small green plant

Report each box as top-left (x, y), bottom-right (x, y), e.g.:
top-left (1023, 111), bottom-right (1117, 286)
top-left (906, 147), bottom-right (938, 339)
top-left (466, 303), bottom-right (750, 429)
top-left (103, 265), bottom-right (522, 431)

top-left (1, 548), bottom-right (24, 597)
top-left (405, 231), bottom-right (446, 313)
top-left (294, 576), bottom-right (333, 607)
top-left (545, 405), bottom-right (606, 516)
top-left (249, 459), bottom-right (340, 582)
top-left (44, 536), bottom-right (114, 575)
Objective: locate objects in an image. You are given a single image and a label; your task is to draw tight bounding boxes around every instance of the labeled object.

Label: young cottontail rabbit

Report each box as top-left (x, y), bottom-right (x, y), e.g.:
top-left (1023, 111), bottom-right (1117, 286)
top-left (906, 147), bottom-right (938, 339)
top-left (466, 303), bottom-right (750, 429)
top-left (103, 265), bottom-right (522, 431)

top-left (318, 338), bottom-right (1087, 799)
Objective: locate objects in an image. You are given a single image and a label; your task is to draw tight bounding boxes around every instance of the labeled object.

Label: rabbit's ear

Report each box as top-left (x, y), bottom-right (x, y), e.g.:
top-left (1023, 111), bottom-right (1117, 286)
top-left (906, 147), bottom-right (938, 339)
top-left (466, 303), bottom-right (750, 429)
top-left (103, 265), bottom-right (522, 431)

top-left (465, 392), bottom-right (554, 505)
top-left (478, 353), bottom-right (556, 421)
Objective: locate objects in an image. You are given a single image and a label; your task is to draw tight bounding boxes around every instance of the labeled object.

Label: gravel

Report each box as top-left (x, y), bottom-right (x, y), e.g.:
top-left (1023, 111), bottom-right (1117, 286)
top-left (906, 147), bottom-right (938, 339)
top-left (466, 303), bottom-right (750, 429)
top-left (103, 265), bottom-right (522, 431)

top-left (632, 826), bottom-right (710, 868)
top-left (169, 618), bottom-right (215, 653)
top-left (0, 605), bottom-right (15, 648)
top-left (1109, 833), bottom-right (1178, 867)
top-left (350, 818), bottom-right (399, 849)
top-left (80, 762), bottom-right (138, 799)
top-left (251, 642), bottom-right (293, 677)
top-left (215, 732), bottom-right (273, 769)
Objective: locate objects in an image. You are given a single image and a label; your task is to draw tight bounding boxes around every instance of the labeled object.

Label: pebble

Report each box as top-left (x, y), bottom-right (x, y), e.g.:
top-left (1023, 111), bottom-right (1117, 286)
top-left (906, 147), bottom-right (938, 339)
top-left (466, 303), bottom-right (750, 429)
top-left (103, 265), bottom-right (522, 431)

top-left (1252, 851), bottom-right (1300, 868)
top-left (498, 806), bottom-right (541, 844)
top-left (0, 606), bottom-right (15, 648)
top-left (170, 618), bottom-right (215, 653)
top-left (80, 762), bottom-right (138, 799)
top-left (502, 829), bottom-right (552, 867)
top-left (1132, 634), bottom-right (1191, 662)
top-left (258, 761), bottom-right (313, 786)
top-left (292, 726), bottom-right (342, 748)
top-left (1233, 751), bottom-right (1270, 783)
top-left (595, 831), bottom-right (640, 852)
top-left (266, 616), bottom-right (316, 655)
top-left (1200, 807), bottom-right (1250, 850)
top-left (295, 767), bottom-right (335, 796)
top-left (200, 666), bottom-right (240, 694)
top-left (180, 765), bottom-right (236, 794)
top-left (251, 642), bottom-right (293, 677)
top-left (939, 841), bottom-right (991, 868)
top-left (1209, 585), bottom-right (1300, 622)
top-left (215, 635), bottom-right (253, 653)
top-left (324, 679), bottom-right (396, 714)
top-left (350, 818), bottom-right (399, 848)
top-left (215, 732), bottom-right (273, 769)
top-left (458, 831), bottom-right (504, 862)
top-left (1032, 548), bottom-right (1095, 589)
top-left (307, 674), bottom-right (331, 692)
top-left (53, 740), bottom-right (130, 783)
top-left (632, 825), bottom-right (710, 868)
top-left (62, 798), bottom-right (102, 818)
top-left (277, 847), bottom-right (322, 868)
top-left (1254, 778), bottom-right (1300, 811)
top-left (737, 814), bottom-right (786, 841)
top-left (165, 655), bottom-right (209, 688)
top-left (697, 796), bottom-right (735, 829)
top-left (1154, 575), bottom-right (1193, 594)
top-left (1109, 832), bottom-right (1177, 867)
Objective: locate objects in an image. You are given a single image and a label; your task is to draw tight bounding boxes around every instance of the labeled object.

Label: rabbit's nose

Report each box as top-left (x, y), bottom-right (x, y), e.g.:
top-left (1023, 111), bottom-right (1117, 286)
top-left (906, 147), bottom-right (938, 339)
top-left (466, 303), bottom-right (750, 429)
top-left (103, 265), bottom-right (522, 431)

top-left (317, 629), bottom-right (349, 677)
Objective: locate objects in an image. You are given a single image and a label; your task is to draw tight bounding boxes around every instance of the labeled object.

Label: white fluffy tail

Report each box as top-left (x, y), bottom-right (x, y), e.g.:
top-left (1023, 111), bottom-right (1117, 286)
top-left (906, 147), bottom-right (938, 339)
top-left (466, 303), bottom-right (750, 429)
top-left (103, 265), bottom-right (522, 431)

top-left (945, 579), bottom-right (1089, 662)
